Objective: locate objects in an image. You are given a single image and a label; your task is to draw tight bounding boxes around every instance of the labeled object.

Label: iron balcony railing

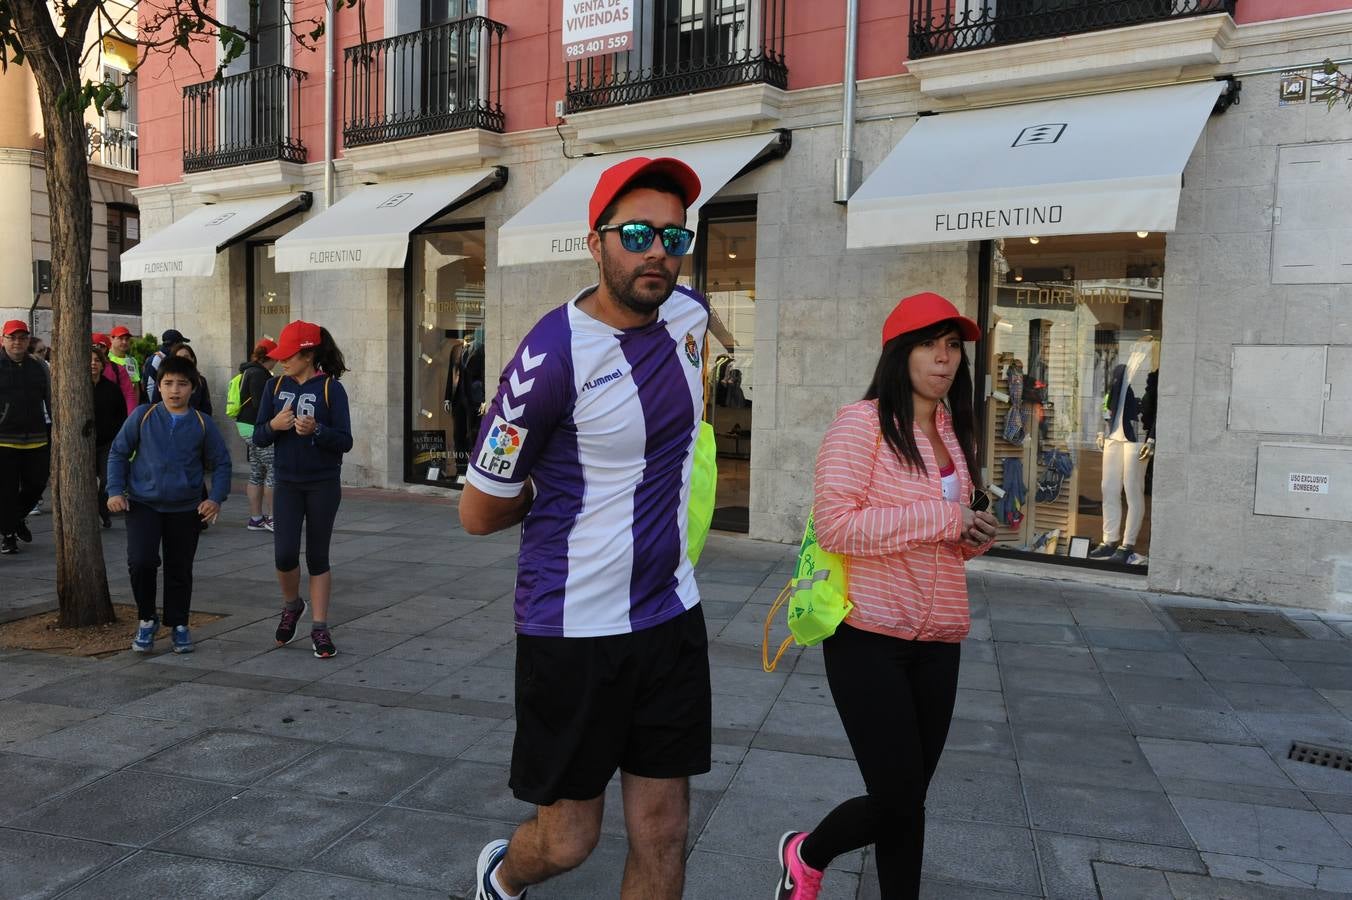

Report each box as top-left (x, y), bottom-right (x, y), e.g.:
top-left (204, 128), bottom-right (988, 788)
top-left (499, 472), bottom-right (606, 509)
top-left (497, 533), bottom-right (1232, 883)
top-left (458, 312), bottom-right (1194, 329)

top-left (182, 65), bottom-right (307, 173)
top-left (909, 0), bottom-right (1237, 59)
top-left (343, 16), bottom-right (506, 147)
top-left (99, 122), bottom-right (138, 172)
top-left (565, 0), bottom-right (786, 114)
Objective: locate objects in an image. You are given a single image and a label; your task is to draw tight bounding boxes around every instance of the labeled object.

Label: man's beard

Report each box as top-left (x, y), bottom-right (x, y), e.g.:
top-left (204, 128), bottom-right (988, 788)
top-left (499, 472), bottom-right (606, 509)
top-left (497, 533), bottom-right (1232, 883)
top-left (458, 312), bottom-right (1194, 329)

top-left (601, 248), bottom-right (677, 317)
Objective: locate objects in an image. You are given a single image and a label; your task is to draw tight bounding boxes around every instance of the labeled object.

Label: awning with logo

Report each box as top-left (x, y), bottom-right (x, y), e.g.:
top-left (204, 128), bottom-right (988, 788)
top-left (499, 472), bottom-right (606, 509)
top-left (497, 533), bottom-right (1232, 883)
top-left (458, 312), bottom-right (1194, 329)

top-left (846, 81), bottom-right (1225, 249)
top-left (120, 192), bottom-right (310, 280)
top-left (497, 131), bottom-right (790, 267)
top-left (273, 168), bottom-right (506, 272)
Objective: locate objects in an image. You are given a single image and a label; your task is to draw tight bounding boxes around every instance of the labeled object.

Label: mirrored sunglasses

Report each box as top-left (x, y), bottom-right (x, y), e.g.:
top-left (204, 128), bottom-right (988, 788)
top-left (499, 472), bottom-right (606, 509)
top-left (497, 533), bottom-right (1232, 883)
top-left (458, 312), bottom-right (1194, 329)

top-left (596, 222), bottom-right (695, 257)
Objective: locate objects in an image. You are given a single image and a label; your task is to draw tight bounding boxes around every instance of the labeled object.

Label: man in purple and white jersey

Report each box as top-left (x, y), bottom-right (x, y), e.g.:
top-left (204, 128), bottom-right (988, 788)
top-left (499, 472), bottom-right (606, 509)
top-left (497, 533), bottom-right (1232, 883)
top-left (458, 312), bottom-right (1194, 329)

top-left (460, 156), bottom-right (711, 900)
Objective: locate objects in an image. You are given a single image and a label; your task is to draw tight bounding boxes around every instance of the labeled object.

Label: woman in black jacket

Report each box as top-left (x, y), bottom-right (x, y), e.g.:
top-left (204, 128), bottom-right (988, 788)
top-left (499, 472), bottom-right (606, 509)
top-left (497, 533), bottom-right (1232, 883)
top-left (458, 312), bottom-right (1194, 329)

top-left (91, 347), bottom-right (128, 527)
top-left (169, 342), bottom-right (212, 415)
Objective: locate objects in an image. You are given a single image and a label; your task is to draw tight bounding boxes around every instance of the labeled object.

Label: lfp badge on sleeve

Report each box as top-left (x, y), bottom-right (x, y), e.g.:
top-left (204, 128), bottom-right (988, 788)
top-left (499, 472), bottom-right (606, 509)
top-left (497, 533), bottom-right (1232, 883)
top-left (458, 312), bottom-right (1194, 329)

top-left (562, 0), bottom-right (634, 62)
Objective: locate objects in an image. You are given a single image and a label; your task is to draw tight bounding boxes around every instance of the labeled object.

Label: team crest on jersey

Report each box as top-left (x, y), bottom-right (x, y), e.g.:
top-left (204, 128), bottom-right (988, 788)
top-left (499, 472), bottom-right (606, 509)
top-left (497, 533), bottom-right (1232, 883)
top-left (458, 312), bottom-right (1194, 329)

top-left (477, 415), bottom-right (528, 478)
top-left (683, 333), bottom-right (699, 367)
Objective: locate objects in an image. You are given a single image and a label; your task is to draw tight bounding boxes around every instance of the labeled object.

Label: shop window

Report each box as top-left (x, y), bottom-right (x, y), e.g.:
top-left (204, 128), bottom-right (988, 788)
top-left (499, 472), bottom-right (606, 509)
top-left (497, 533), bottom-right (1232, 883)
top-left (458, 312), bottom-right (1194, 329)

top-left (107, 205), bottom-right (141, 316)
top-left (407, 226), bottom-right (487, 487)
top-left (249, 242), bottom-right (292, 350)
top-left (700, 213), bottom-right (756, 533)
top-left (983, 233), bottom-right (1164, 567)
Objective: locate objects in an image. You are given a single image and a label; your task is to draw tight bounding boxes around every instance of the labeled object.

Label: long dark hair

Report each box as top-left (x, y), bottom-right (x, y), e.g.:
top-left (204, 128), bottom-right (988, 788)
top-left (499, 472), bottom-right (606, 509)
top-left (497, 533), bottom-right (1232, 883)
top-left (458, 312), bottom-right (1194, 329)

top-left (167, 342), bottom-right (204, 387)
top-left (306, 327), bottom-right (348, 380)
top-left (864, 318), bottom-right (978, 480)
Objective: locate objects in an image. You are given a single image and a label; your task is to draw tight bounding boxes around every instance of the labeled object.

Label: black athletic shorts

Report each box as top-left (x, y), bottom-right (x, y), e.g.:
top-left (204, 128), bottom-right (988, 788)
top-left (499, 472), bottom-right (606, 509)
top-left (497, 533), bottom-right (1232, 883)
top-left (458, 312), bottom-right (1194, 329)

top-left (509, 604), bottom-right (712, 806)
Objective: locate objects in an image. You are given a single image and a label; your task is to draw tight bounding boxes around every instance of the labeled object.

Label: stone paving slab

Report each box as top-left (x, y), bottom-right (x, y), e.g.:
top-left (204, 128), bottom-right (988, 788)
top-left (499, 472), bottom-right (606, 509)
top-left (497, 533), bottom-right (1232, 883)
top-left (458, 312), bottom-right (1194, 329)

top-left (2, 486), bottom-right (1352, 898)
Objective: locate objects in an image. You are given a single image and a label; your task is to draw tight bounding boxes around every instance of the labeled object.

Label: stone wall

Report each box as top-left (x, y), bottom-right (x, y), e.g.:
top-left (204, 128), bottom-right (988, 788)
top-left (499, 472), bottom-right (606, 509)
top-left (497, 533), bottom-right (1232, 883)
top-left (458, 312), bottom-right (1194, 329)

top-left (1152, 41), bottom-right (1352, 610)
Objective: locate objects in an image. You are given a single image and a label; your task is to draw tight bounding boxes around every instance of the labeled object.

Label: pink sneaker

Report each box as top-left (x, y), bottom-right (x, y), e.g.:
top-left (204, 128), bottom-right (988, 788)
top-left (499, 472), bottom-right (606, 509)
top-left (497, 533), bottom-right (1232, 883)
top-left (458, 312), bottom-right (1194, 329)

top-left (776, 831), bottom-right (824, 900)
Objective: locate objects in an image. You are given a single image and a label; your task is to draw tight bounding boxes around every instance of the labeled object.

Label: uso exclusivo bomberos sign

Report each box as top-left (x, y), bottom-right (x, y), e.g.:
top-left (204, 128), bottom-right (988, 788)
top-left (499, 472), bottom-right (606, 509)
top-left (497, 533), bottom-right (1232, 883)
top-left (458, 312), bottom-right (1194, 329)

top-left (563, 0), bottom-right (633, 62)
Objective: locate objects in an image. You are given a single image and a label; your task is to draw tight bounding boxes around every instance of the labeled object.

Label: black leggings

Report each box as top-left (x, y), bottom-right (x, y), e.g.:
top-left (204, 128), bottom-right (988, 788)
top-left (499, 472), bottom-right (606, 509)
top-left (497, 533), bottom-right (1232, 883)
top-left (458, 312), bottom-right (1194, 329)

top-left (272, 478), bottom-right (341, 575)
top-left (800, 623), bottom-right (961, 899)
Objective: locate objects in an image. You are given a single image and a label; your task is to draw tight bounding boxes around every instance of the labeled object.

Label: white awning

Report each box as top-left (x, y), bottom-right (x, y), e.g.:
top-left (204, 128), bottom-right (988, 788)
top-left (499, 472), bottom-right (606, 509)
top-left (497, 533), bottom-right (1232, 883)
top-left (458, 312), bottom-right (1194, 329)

top-left (120, 193), bottom-right (309, 281)
top-left (847, 81), bottom-right (1225, 248)
top-left (274, 168), bottom-right (505, 272)
top-left (498, 132), bottom-right (786, 266)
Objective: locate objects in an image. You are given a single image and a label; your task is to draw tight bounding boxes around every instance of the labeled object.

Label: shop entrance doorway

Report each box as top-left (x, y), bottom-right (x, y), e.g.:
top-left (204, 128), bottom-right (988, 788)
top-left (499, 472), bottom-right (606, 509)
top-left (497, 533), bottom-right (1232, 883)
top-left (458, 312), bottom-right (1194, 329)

top-left (697, 207), bottom-right (756, 533)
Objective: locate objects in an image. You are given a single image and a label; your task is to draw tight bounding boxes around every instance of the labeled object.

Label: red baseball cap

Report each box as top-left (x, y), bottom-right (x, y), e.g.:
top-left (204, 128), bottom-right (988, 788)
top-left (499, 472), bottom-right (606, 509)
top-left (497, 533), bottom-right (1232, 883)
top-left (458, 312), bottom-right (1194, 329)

top-left (588, 156), bottom-right (702, 229)
top-left (3, 320), bottom-right (30, 336)
top-left (255, 337), bottom-right (278, 354)
top-left (109, 325), bottom-right (132, 338)
top-left (91, 332), bottom-right (112, 348)
top-left (881, 292), bottom-right (981, 346)
top-left (268, 320), bottom-right (322, 360)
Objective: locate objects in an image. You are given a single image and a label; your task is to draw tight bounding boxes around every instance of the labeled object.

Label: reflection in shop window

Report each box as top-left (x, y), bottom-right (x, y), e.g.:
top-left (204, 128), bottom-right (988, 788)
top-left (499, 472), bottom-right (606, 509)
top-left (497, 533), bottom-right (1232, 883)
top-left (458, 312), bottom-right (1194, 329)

top-left (250, 243), bottom-right (291, 348)
top-left (984, 234), bottom-right (1163, 568)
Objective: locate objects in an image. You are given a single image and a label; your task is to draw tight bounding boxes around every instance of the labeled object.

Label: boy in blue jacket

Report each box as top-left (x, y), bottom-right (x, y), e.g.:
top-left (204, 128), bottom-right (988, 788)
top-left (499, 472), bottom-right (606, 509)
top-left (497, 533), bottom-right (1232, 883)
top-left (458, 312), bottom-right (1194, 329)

top-left (108, 354), bottom-right (232, 654)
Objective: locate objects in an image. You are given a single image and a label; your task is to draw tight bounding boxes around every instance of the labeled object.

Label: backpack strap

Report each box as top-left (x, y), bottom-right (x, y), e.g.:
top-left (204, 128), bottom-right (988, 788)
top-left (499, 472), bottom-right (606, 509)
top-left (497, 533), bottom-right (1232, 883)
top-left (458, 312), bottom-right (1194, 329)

top-left (138, 402), bottom-right (160, 432)
top-left (324, 375), bottom-right (331, 407)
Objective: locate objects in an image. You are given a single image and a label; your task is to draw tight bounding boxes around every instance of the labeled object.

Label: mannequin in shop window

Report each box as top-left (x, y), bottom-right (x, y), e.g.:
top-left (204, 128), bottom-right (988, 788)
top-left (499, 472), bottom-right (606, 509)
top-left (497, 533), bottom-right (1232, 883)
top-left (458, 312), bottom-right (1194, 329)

top-left (1090, 334), bottom-right (1158, 564)
top-left (443, 335), bottom-right (468, 476)
top-left (444, 328), bottom-right (486, 476)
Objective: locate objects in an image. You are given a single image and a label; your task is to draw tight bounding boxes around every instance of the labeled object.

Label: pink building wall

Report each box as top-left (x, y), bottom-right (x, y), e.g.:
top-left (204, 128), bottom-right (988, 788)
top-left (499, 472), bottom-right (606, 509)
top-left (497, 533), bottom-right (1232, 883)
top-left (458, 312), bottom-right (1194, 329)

top-left (138, 0), bottom-right (1352, 189)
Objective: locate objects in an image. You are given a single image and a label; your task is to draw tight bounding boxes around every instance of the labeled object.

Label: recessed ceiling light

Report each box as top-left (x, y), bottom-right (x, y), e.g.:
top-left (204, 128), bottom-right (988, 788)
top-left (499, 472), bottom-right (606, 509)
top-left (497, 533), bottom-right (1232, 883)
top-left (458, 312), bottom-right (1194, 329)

top-left (1028, 236), bottom-right (1040, 245)
top-left (1136, 231), bottom-right (1150, 238)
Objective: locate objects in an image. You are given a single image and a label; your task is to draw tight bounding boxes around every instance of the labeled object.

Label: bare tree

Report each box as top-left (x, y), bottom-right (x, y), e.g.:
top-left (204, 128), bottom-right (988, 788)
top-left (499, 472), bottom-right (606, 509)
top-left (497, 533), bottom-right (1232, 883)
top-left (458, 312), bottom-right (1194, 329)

top-left (0, 0), bottom-right (342, 627)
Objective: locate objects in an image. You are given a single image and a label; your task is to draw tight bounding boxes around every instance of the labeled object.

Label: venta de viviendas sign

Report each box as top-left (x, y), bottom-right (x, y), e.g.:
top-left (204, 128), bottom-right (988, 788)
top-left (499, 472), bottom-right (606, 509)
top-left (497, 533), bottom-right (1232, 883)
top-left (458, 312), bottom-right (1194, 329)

top-left (563, 0), bottom-right (634, 62)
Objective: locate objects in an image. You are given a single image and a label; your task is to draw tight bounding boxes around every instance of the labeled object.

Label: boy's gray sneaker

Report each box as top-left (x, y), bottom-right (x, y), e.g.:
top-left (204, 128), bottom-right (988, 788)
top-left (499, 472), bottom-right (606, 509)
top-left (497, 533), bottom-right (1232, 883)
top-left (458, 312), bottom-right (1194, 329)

top-left (171, 625), bottom-right (194, 654)
top-left (132, 619), bottom-right (158, 653)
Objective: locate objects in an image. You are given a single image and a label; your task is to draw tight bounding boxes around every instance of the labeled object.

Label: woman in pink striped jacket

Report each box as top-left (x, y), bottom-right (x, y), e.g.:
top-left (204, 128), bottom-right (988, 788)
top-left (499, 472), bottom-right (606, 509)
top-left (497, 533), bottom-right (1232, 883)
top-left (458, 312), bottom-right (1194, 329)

top-left (776, 292), bottom-right (999, 900)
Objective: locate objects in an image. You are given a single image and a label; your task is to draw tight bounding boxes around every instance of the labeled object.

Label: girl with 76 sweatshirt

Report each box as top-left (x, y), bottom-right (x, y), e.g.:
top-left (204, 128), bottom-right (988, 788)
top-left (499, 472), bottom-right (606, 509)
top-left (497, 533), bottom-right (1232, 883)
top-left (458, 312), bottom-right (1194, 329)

top-left (252, 320), bottom-right (353, 659)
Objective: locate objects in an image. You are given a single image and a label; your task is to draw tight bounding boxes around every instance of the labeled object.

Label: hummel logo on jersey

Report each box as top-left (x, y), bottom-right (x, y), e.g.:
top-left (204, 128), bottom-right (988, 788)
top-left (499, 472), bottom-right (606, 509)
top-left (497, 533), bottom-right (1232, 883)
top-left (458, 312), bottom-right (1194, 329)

top-left (581, 368), bottom-right (625, 393)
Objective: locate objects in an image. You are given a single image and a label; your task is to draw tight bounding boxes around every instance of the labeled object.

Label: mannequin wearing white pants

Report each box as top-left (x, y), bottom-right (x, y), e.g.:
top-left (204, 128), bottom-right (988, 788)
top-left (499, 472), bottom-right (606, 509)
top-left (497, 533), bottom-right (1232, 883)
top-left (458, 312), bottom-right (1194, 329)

top-left (1101, 436), bottom-right (1147, 546)
top-left (1093, 337), bottom-right (1156, 561)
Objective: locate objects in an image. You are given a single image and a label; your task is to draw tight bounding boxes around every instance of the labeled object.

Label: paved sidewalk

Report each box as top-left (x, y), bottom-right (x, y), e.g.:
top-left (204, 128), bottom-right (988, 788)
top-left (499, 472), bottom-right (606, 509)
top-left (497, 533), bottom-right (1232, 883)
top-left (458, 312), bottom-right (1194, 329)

top-left (2, 486), bottom-right (1352, 899)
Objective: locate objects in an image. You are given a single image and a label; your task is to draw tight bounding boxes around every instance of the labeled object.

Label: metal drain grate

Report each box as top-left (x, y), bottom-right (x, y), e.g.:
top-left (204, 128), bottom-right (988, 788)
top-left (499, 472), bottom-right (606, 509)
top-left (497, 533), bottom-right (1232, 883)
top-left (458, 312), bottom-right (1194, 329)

top-left (1164, 607), bottom-right (1307, 639)
top-left (1289, 741), bottom-right (1352, 772)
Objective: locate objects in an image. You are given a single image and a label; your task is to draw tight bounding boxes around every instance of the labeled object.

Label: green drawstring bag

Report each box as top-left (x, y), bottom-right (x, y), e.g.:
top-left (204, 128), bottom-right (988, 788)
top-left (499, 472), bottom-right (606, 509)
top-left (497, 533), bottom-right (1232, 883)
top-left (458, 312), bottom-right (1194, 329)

top-left (686, 421), bottom-right (717, 565)
top-left (763, 510), bottom-right (852, 671)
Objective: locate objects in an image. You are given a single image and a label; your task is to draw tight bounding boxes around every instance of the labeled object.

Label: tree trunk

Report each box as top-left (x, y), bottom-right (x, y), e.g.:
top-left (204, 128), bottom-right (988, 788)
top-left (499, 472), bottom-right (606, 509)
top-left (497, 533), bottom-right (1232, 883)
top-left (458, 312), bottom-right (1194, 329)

top-left (14, 0), bottom-right (116, 626)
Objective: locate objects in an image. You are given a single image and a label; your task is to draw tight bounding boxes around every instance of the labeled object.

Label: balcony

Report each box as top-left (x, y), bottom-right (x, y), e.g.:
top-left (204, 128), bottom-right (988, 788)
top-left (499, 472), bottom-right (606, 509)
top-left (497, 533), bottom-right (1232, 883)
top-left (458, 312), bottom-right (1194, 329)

top-left (182, 65), bottom-right (307, 173)
top-left (909, 0), bottom-right (1236, 59)
top-left (565, 0), bottom-right (787, 115)
top-left (99, 122), bottom-right (138, 172)
top-left (343, 16), bottom-right (506, 148)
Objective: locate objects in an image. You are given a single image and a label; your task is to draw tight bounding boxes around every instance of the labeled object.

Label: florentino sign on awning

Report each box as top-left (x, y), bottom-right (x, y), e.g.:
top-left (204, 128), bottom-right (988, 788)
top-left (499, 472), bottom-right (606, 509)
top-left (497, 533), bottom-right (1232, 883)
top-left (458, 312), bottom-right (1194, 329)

top-left (274, 168), bottom-right (506, 272)
top-left (846, 80), bottom-right (1225, 248)
top-left (120, 193), bottom-right (310, 281)
top-left (498, 132), bottom-right (786, 267)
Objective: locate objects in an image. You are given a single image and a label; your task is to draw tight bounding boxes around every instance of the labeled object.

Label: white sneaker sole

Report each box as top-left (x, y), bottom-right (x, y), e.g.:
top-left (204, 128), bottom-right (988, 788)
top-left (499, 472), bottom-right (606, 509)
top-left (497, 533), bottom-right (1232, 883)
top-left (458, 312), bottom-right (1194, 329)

top-left (475, 839), bottom-right (511, 900)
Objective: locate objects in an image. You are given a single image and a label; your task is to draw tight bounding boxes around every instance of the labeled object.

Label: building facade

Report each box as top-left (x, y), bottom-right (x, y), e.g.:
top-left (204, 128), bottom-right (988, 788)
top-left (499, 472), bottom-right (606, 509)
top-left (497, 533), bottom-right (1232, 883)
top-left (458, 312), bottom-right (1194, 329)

top-left (0, 7), bottom-right (142, 338)
top-left (132, 0), bottom-right (1352, 611)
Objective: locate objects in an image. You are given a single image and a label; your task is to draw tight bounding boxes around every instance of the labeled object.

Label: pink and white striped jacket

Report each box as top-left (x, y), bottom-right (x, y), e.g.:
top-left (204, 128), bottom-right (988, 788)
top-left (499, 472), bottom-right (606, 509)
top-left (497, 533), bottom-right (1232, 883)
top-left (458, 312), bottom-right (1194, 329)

top-left (813, 400), bottom-right (988, 643)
